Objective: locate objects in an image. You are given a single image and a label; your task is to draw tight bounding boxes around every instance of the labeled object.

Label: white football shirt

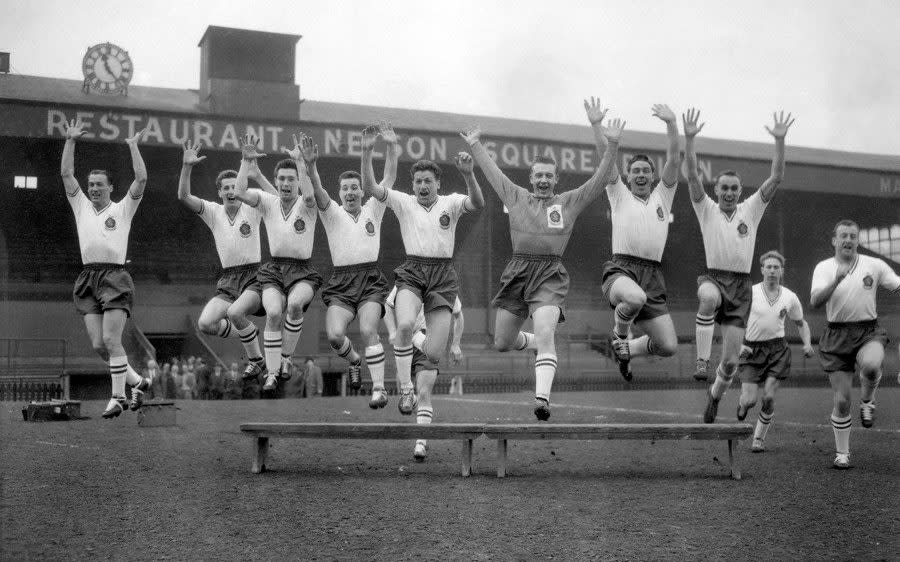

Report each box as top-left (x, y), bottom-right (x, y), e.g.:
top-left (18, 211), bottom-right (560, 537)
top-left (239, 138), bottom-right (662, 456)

top-left (319, 197), bottom-right (387, 266)
top-left (607, 178), bottom-right (676, 262)
top-left (744, 283), bottom-right (804, 342)
top-left (386, 286), bottom-right (462, 334)
top-left (811, 255), bottom-right (900, 322)
top-left (380, 190), bottom-right (469, 258)
top-left (252, 192), bottom-right (318, 259)
top-left (692, 191), bottom-right (768, 273)
top-left (196, 200), bottom-right (263, 268)
top-left (66, 189), bottom-right (141, 265)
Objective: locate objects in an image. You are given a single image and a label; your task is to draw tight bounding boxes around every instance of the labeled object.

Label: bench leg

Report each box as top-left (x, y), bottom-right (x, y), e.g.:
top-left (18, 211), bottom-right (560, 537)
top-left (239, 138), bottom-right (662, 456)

top-left (461, 439), bottom-right (472, 477)
top-left (728, 439), bottom-right (741, 480)
top-left (252, 437), bottom-right (269, 474)
top-left (497, 439), bottom-right (507, 478)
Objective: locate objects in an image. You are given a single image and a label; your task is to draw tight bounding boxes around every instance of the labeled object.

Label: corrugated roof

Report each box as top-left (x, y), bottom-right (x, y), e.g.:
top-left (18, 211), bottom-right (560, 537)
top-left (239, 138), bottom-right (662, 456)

top-left (2, 73), bottom-right (899, 172)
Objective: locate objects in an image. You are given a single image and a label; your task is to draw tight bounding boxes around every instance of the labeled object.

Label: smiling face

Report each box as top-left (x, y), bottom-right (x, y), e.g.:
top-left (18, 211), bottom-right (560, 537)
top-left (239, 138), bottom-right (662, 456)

top-left (832, 223), bottom-right (859, 260)
top-left (86, 172), bottom-right (113, 207)
top-left (529, 163), bottom-right (558, 198)
top-left (627, 158), bottom-right (655, 197)
top-left (340, 177), bottom-right (363, 213)
top-left (714, 174), bottom-right (742, 212)
top-left (412, 170), bottom-right (439, 206)
top-left (217, 177), bottom-right (239, 209)
top-left (274, 167), bottom-right (299, 203)
top-left (760, 257), bottom-right (784, 285)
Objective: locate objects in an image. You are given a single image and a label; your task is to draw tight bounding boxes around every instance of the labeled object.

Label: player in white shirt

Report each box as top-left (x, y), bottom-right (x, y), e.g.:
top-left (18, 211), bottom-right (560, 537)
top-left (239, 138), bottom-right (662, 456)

top-left (810, 220), bottom-right (900, 469)
top-left (60, 119), bottom-right (152, 418)
top-left (176, 137), bottom-right (276, 384)
top-left (590, 98), bottom-right (681, 380)
top-left (384, 286), bottom-right (464, 462)
top-left (362, 125), bottom-right (484, 415)
top-left (735, 251), bottom-right (813, 452)
top-left (684, 109), bottom-right (794, 423)
top-left (299, 125), bottom-right (399, 407)
top-left (234, 136), bottom-right (321, 392)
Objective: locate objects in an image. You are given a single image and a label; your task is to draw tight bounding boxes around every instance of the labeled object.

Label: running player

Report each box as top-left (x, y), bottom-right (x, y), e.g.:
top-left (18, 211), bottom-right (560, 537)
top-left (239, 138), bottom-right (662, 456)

top-left (59, 119), bottom-right (152, 418)
top-left (299, 124), bottom-right (399, 407)
top-left (589, 98), bottom-right (681, 380)
top-left (810, 220), bottom-right (899, 469)
top-left (462, 107), bottom-right (625, 420)
top-left (736, 251), bottom-right (813, 452)
top-left (384, 285), bottom-right (464, 462)
top-left (176, 137), bottom-right (272, 383)
top-left (361, 126), bottom-right (484, 415)
top-left (683, 108), bottom-right (794, 423)
top-left (233, 136), bottom-right (321, 392)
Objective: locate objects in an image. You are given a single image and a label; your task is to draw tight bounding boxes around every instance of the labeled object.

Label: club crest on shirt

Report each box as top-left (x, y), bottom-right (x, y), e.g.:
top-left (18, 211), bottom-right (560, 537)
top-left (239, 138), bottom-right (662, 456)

top-left (294, 218), bottom-right (306, 233)
top-left (779, 308), bottom-right (787, 319)
top-left (547, 204), bottom-right (563, 229)
top-left (737, 221), bottom-right (749, 237)
top-left (104, 216), bottom-right (117, 230)
top-left (365, 219), bottom-right (376, 236)
top-left (439, 212), bottom-right (451, 229)
top-left (239, 221), bottom-right (252, 238)
top-left (862, 274), bottom-right (874, 289)
top-left (656, 205), bottom-right (665, 221)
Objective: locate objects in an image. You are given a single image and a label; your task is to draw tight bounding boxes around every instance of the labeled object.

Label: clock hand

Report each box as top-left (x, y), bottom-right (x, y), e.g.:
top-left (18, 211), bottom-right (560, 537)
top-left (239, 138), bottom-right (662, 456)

top-left (101, 55), bottom-right (115, 78)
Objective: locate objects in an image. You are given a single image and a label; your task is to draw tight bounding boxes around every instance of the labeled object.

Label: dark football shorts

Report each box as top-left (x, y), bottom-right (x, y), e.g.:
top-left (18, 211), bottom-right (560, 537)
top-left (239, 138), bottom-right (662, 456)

top-left (257, 258), bottom-right (323, 300)
top-left (411, 347), bottom-right (439, 377)
top-left (697, 269), bottom-right (752, 328)
top-left (394, 257), bottom-right (458, 314)
top-left (738, 337), bottom-right (791, 384)
top-left (601, 254), bottom-right (669, 322)
top-left (491, 254), bottom-right (568, 322)
top-left (214, 263), bottom-right (264, 316)
top-left (321, 262), bottom-right (389, 317)
top-left (73, 263), bottom-right (134, 317)
top-left (818, 320), bottom-right (889, 373)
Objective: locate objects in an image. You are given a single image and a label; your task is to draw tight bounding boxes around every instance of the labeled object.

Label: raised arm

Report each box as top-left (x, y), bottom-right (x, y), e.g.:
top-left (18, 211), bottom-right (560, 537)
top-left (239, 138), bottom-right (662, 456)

top-left (651, 104), bottom-right (680, 186)
top-left (454, 152), bottom-right (484, 212)
top-left (758, 111), bottom-right (794, 202)
top-left (247, 159), bottom-right (277, 196)
top-left (377, 121), bottom-right (402, 190)
top-left (124, 128), bottom-right (148, 199)
top-left (449, 307), bottom-right (465, 366)
top-left (682, 108), bottom-right (706, 202)
top-left (361, 126), bottom-right (388, 201)
top-left (297, 133), bottom-right (330, 209)
top-left (461, 126), bottom-right (523, 206)
top-left (584, 96), bottom-right (618, 183)
top-left (233, 135), bottom-right (265, 207)
top-left (60, 119), bottom-right (85, 196)
top-left (177, 140), bottom-right (207, 213)
top-left (281, 135), bottom-right (315, 208)
top-left (569, 117), bottom-right (626, 205)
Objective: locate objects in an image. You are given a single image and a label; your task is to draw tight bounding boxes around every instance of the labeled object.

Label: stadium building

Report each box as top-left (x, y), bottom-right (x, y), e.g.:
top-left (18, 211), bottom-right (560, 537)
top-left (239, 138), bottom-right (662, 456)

top-left (1, 26), bottom-right (898, 391)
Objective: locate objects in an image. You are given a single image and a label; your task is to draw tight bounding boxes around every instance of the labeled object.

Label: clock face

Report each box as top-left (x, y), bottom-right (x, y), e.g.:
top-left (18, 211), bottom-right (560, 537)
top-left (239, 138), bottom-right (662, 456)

top-left (82, 42), bottom-right (133, 94)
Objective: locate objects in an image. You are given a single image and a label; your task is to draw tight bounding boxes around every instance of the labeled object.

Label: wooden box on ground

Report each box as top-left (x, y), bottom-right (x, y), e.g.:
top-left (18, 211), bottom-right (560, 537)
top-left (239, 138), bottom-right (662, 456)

top-left (21, 400), bottom-right (82, 421)
top-left (136, 401), bottom-right (177, 427)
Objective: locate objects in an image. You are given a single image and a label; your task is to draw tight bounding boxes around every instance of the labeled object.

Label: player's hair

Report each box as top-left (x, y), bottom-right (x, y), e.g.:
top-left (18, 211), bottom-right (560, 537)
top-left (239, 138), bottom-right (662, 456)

top-left (714, 170), bottom-right (741, 185)
top-left (339, 171), bottom-right (361, 184)
top-left (759, 250), bottom-right (785, 267)
top-left (274, 159), bottom-right (299, 175)
top-left (832, 219), bottom-right (859, 236)
top-left (215, 170), bottom-right (237, 189)
top-left (410, 160), bottom-right (442, 181)
top-left (531, 156), bottom-right (558, 174)
top-left (88, 169), bottom-right (114, 186)
top-left (627, 154), bottom-right (656, 174)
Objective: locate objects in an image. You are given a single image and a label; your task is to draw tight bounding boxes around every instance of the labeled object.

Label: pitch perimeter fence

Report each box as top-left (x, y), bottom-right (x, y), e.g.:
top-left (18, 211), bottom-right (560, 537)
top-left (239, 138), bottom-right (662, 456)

top-left (0, 338), bottom-right (66, 401)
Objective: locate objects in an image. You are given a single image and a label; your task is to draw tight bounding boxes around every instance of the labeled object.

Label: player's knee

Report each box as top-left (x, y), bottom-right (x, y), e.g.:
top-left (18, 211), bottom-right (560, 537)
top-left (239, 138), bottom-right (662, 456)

top-left (101, 333), bottom-right (122, 352)
top-left (697, 286), bottom-right (719, 308)
top-left (225, 306), bottom-right (246, 325)
top-left (396, 321), bottom-right (415, 342)
top-left (655, 339), bottom-right (678, 357)
top-left (285, 302), bottom-right (305, 319)
top-left (622, 289), bottom-right (647, 310)
top-left (265, 309), bottom-right (283, 326)
top-left (720, 359), bottom-right (738, 376)
top-left (326, 328), bottom-right (345, 349)
top-left (833, 394), bottom-right (851, 415)
top-left (858, 363), bottom-right (881, 380)
top-left (91, 342), bottom-right (108, 359)
top-left (197, 318), bottom-right (219, 335)
top-left (424, 349), bottom-right (442, 365)
top-left (359, 326), bottom-right (379, 346)
top-left (493, 334), bottom-right (515, 353)
top-left (761, 396), bottom-right (774, 413)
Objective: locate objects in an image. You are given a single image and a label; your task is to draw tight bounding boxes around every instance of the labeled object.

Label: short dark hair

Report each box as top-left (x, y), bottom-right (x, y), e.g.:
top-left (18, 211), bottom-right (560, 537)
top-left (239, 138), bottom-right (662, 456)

top-left (305, 356), bottom-right (315, 363)
top-left (759, 250), bottom-right (785, 267)
top-left (410, 160), bottom-right (442, 181)
top-left (215, 170), bottom-right (237, 189)
top-left (274, 159), bottom-right (299, 175)
top-left (531, 156), bottom-right (558, 174)
top-left (833, 219), bottom-right (859, 236)
top-left (88, 169), bottom-right (114, 185)
top-left (339, 171), bottom-right (361, 184)
top-left (714, 170), bottom-right (741, 184)
top-left (627, 154), bottom-right (656, 174)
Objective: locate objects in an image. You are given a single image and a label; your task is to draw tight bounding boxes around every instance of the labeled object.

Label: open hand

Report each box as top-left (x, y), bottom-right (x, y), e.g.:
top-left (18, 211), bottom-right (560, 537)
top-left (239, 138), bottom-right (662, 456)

top-left (182, 140), bottom-right (206, 166)
top-left (682, 108), bottom-right (705, 138)
top-left (125, 128), bottom-right (147, 145)
top-left (281, 133), bottom-right (303, 161)
top-left (459, 126), bottom-right (481, 146)
top-left (361, 125), bottom-right (379, 151)
top-left (240, 134), bottom-right (267, 160)
top-left (583, 96), bottom-right (608, 125)
top-left (603, 118), bottom-right (626, 142)
top-left (299, 133), bottom-right (319, 163)
top-left (651, 104), bottom-right (676, 124)
top-left (64, 119), bottom-right (87, 140)
top-left (765, 111), bottom-right (795, 139)
top-left (377, 121), bottom-right (399, 145)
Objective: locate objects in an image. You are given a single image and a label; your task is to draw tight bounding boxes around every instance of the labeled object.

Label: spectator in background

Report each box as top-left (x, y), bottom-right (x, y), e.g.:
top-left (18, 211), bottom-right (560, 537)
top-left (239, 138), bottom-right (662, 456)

top-left (172, 363), bottom-right (184, 399)
top-left (283, 358), bottom-right (305, 398)
top-left (195, 358), bottom-right (212, 400)
top-left (304, 357), bottom-right (323, 397)
top-left (209, 363), bottom-right (225, 400)
top-left (224, 362), bottom-right (242, 400)
top-left (182, 363), bottom-right (197, 399)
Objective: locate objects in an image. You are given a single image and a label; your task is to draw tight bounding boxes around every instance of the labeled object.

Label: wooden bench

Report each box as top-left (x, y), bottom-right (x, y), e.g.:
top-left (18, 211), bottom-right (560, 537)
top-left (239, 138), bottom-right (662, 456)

top-left (239, 423), bottom-right (485, 476)
top-left (240, 422), bottom-right (753, 479)
top-left (480, 423), bottom-right (753, 479)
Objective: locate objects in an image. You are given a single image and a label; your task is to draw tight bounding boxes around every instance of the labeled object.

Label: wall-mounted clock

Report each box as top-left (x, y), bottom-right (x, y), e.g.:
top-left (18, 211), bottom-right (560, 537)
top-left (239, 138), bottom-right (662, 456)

top-left (82, 42), bottom-right (133, 96)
